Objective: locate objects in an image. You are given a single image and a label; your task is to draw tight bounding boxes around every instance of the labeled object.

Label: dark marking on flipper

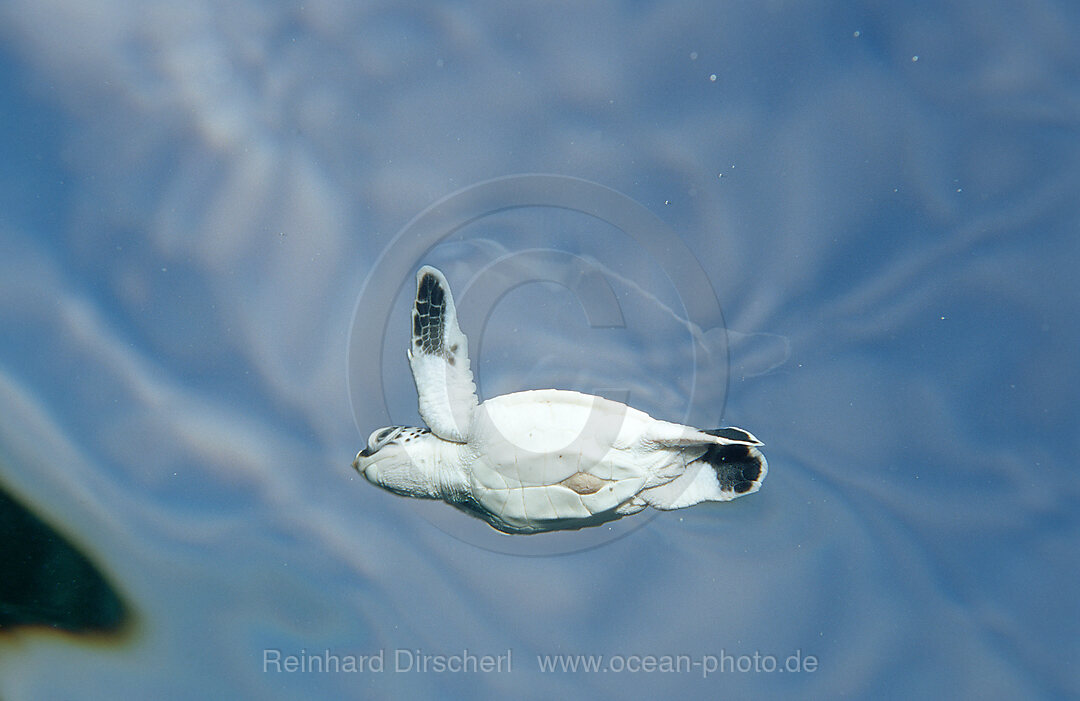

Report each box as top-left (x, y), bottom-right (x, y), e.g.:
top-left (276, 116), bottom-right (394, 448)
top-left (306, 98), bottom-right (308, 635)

top-left (702, 427), bottom-right (760, 445)
top-left (698, 444), bottom-right (764, 494)
top-left (414, 272), bottom-right (449, 356)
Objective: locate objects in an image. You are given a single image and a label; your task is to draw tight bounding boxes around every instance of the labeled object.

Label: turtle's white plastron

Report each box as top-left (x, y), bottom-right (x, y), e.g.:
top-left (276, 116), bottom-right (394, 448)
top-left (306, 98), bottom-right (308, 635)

top-left (352, 266), bottom-right (767, 534)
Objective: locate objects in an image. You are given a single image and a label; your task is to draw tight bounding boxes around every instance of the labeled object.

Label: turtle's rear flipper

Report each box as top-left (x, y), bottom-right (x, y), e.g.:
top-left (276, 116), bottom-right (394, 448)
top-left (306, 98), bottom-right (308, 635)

top-left (640, 443), bottom-right (767, 510)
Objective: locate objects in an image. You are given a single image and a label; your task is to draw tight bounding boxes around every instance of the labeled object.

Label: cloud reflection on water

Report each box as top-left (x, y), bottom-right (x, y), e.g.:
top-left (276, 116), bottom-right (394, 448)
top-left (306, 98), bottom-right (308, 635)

top-left (0, 1), bottom-right (1078, 698)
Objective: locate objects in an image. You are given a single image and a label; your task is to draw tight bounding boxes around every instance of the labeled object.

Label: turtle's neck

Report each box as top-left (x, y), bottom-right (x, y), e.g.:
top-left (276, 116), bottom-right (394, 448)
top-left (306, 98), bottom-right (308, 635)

top-left (431, 437), bottom-right (471, 502)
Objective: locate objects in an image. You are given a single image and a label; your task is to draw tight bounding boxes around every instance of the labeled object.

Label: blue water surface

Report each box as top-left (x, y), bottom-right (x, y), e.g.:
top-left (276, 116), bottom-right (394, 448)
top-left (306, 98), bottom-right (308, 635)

top-left (1, 1), bottom-right (1077, 699)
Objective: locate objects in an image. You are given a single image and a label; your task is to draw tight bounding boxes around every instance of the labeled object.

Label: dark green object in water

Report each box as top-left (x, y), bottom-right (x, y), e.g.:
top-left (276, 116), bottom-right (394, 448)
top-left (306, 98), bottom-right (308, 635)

top-left (0, 481), bottom-right (128, 634)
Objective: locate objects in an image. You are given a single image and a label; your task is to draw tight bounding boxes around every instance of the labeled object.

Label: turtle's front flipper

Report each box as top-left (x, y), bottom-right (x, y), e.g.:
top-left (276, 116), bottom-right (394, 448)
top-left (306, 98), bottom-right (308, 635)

top-left (408, 266), bottom-right (478, 442)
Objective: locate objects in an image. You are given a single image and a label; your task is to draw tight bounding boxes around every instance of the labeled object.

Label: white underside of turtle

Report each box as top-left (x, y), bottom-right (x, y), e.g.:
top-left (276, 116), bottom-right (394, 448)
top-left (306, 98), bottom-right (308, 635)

top-left (353, 266), bottom-right (767, 535)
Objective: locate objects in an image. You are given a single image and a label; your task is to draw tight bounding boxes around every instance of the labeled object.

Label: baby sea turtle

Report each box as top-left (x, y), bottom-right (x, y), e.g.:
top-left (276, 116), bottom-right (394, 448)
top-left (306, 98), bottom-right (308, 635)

top-left (353, 266), bottom-right (767, 534)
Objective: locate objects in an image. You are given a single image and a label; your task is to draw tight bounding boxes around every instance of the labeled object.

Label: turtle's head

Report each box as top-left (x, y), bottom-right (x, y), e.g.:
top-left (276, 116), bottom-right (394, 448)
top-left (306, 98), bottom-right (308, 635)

top-left (352, 426), bottom-right (445, 498)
